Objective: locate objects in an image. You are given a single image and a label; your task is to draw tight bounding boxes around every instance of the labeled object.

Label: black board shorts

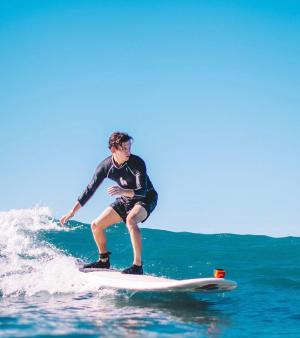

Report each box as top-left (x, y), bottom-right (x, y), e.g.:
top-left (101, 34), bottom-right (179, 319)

top-left (110, 190), bottom-right (158, 223)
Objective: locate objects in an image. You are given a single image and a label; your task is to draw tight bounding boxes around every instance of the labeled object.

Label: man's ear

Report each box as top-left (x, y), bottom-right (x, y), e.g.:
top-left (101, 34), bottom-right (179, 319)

top-left (110, 146), bottom-right (117, 153)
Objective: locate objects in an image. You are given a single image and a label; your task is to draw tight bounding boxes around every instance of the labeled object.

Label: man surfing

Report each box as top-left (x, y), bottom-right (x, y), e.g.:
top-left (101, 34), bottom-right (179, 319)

top-left (60, 132), bottom-right (158, 275)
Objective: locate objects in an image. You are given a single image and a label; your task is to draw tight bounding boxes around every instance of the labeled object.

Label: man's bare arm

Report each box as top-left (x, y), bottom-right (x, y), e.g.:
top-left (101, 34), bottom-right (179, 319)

top-left (60, 201), bottom-right (82, 225)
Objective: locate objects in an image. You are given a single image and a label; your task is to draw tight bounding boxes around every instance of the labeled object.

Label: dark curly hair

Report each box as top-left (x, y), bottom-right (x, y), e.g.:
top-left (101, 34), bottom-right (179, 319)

top-left (108, 132), bottom-right (133, 149)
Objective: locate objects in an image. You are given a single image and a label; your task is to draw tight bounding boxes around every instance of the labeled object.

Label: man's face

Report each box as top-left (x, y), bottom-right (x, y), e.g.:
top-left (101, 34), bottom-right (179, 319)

top-left (113, 140), bottom-right (132, 161)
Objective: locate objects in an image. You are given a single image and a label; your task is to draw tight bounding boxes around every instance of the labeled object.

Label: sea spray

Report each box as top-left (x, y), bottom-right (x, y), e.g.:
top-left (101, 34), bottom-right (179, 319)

top-left (0, 207), bottom-right (113, 297)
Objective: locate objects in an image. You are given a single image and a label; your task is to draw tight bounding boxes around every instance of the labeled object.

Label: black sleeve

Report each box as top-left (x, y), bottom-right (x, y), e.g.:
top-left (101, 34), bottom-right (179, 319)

top-left (77, 160), bottom-right (108, 207)
top-left (133, 158), bottom-right (148, 197)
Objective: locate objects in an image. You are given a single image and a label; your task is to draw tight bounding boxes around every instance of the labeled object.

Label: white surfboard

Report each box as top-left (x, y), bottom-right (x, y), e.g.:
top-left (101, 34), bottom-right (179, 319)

top-left (80, 268), bottom-right (237, 293)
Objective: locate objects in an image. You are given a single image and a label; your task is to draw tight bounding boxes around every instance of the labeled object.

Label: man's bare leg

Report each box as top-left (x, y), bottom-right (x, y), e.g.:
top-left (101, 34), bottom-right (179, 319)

top-left (91, 207), bottom-right (122, 254)
top-left (126, 204), bottom-right (148, 266)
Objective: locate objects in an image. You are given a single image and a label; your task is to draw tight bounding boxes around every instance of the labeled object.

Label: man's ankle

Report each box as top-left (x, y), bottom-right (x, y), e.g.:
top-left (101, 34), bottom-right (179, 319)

top-left (99, 251), bottom-right (111, 262)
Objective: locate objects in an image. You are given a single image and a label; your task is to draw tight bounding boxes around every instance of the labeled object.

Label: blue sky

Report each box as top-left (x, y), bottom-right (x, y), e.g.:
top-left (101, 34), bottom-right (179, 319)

top-left (1, 0), bottom-right (299, 236)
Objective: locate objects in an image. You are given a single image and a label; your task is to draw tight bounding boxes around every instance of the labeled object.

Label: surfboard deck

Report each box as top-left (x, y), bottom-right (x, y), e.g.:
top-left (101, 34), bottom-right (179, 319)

top-left (79, 268), bottom-right (237, 293)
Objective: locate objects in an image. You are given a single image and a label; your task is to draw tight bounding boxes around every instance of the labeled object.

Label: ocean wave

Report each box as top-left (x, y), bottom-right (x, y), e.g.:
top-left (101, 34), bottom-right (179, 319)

top-left (0, 207), bottom-right (113, 297)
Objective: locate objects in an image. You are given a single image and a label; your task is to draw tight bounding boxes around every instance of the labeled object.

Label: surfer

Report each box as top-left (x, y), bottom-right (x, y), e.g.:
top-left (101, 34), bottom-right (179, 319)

top-left (60, 132), bottom-right (158, 275)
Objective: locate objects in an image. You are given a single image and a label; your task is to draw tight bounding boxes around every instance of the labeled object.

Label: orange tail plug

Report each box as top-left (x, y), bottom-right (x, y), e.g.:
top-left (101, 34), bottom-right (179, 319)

top-left (214, 268), bottom-right (225, 278)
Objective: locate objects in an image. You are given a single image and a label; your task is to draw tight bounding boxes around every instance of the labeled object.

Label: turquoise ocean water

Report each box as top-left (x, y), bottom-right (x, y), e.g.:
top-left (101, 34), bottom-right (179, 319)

top-left (0, 207), bottom-right (299, 337)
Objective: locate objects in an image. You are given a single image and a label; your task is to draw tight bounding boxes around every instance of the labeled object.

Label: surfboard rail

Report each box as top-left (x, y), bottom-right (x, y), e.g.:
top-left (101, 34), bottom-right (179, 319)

top-left (80, 268), bottom-right (237, 293)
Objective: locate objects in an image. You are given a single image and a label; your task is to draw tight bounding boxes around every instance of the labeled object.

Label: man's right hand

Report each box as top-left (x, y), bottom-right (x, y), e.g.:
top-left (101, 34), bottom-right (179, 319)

top-left (60, 211), bottom-right (74, 226)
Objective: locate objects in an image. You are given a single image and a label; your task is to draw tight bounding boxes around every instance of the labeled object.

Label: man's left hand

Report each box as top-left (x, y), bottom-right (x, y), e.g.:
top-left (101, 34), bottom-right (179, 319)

top-left (107, 186), bottom-right (123, 196)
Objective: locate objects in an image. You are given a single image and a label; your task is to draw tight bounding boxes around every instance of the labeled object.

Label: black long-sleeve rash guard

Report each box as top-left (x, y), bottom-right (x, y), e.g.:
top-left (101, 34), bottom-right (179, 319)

top-left (78, 154), bottom-right (156, 207)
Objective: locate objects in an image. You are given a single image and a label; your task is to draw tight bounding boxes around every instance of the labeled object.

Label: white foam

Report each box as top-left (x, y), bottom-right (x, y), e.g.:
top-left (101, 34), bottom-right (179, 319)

top-left (0, 207), bottom-right (114, 297)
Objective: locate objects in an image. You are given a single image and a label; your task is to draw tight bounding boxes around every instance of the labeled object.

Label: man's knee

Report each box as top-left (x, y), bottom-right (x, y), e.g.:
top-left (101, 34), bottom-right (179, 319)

top-left (126, 215), bottom-right (139, 232)
top-left (91, 219), bottom-right (106, 232)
